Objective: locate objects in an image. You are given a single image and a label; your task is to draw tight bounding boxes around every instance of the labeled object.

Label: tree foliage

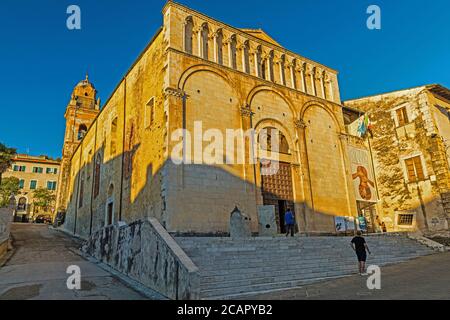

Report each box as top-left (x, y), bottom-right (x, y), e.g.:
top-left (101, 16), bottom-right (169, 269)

top-left (0, 142), bottom-right (17, 184)
top-left (0, 176), bottom-right (19, 207)
top-left (33, 187), bottom-right (56, 212)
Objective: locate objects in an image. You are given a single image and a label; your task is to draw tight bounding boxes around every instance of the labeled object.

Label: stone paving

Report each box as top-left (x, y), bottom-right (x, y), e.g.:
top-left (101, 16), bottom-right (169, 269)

top-left (238, 251), bottom-right (450, 300)
top-left (0, 223), bottom-right (148, 300)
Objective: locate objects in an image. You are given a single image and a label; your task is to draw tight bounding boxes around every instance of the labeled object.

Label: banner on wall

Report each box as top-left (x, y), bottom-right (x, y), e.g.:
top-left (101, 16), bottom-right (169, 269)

top-left (348, 146), bottom-right (377, 203)
top-left (345, 217), bottom-right (356, 231)
top-left (357, 216), bottom-right (368, 232)
top-left (335, 217), bottom-right (346, 232)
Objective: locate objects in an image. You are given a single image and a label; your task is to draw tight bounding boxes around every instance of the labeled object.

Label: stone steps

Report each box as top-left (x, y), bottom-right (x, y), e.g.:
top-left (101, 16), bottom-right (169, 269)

top-left (175, 235), bottom-right (434, 299)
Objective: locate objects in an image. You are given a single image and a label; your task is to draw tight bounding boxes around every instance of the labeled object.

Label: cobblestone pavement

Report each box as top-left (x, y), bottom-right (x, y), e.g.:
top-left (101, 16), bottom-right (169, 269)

top-left (0, 223), bottom-right (148, 300)
top-left (239, 251), bottom-right (450, 300)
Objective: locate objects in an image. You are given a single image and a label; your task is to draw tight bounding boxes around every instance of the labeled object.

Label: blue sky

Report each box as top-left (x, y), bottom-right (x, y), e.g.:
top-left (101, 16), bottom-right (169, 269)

top-left (0, 0), bottom-right (449, 158)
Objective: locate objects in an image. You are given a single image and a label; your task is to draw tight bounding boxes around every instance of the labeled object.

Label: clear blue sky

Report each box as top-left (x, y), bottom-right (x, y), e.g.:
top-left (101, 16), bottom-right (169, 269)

top-left (1, 0), bottom-right (449, 158)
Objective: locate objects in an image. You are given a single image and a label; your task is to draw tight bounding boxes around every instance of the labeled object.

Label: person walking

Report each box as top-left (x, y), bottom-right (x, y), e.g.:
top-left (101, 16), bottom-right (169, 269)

top-left (284, 208), bottom-right (295, 237)
top-left (351, 231), bottom-right (371, 275)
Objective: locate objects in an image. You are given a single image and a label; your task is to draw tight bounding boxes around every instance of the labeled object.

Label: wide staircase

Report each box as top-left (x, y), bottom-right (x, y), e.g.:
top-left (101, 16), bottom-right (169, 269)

top-left (175, 235), bottom-right (435, 300)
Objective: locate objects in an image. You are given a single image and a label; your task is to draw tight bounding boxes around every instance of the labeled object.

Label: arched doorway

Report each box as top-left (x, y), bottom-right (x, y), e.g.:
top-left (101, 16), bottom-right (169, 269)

top-left (17, 197), bottom-right (27, 211)
top-left (258, 126), bottom-right (294, 234)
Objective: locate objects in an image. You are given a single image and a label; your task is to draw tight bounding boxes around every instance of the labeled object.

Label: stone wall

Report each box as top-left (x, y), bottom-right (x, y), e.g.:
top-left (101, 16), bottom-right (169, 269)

top-left (0, 207), bottom-right (13, 258)
top-left (82, 218), bottom-right (200, 300)
top-left (345, 87), bottom-right (450, 232)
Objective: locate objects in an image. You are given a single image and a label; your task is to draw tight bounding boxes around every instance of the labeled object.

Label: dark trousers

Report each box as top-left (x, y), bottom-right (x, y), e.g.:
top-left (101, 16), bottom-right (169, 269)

top-left (285, 224), bottom-right (295, 237)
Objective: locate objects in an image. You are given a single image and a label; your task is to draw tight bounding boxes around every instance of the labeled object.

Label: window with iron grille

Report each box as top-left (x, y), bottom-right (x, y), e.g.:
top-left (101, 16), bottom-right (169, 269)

top-left (398, 214), bottom-right (414, 226)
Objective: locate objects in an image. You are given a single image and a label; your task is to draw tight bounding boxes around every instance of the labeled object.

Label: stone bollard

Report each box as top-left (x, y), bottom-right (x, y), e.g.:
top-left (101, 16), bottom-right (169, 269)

top-left (229, 206), bottom-right (252, 239)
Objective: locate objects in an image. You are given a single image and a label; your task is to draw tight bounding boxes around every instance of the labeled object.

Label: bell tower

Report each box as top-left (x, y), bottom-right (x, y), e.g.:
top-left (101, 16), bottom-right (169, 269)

top-left (56, 74), bottom-right (100, 213)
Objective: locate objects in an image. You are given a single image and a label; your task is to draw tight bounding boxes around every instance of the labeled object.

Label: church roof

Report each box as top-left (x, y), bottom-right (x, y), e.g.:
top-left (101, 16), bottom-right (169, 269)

top-left (239, 29), bottom-right (282, 47)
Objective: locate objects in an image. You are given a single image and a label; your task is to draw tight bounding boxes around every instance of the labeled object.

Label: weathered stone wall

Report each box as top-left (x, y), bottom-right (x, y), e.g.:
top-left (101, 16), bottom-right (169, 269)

top-left (345, 87), bottom-right (449, 232)
top-left (0, 207), bottom-right (13, 258)
top-left (82, 218), bottom-right (200, 300)
top-left (64, 30), bottom-right (167, 238)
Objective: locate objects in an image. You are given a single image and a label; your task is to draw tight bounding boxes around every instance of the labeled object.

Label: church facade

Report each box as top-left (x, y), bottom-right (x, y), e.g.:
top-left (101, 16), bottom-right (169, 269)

top-left (58, 1), bottom-right (360, 238)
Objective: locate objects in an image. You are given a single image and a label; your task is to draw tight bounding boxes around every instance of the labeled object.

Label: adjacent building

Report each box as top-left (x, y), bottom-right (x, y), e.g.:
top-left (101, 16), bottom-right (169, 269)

top-left (344, 85), bottom-right (450, 233)
top-left (57, 1), bottom-right (362, 238)
top-left (3, 154), bottom-right (61, 221)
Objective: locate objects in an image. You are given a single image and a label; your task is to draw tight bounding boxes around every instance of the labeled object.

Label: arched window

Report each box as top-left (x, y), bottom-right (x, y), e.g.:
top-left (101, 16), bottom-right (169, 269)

top-left (93, 154), bottom-right (101, 199)
top-left (243, 41), bottom-right (250, 74)
top-left (261, 59), bottom-right (267, 80)
top-left (290, 59), bottom-right (297, 89)
top-left (201, 23), bottom-right (209, 59)
top-left (184, 16), bottom-right (193, 54)
top-left (110, 117), bottom-right (118, 156)
top-left (215, 29), bottom-right (223, 65)
top-left (268, 50), bottom-right (275, 82)
top-left (255, 46), bottom-right (263, 78)
top-left (279, 54), bottom-right (286, 85)
top-left (78, 124), bottom-right (87, 141)
top-left (229, 35), bottom-right (237, 69)
top-left (259, 127), bottom-right (290, 154)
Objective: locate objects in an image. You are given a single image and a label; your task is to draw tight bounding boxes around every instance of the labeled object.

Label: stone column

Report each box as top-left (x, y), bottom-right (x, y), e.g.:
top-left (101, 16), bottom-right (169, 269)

top-left (294, 119), bottom-right (313, 232)
top-left (288, 60), bottom-right (296, 90)
top-left (240, 104), bottom-right (260, 232)
top-left (164, 87), bottom-right (188, 188)
top-left (298, 62), bottom-right (306, 93)
top-left (317, 69), bottom-right (326, 99)
top-left (324, 72), bottom-right (334, 102)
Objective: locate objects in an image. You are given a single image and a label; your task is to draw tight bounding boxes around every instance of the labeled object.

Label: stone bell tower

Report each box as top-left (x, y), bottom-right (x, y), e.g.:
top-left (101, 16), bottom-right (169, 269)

top-left (56, 74), bottom-right (100, 213)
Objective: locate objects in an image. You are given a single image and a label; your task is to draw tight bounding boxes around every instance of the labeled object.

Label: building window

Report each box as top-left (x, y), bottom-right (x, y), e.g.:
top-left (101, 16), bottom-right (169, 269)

top-left (30, 180), bottom-right (37, 190)
top-left (18, 179), bottom-right (25, 189)
top-left (229, 35), bottom-right (237, 69)
top-left (215, 30), bottom-right (223, 65)
top-left (242, 41), bottom-right (250, 74)
top-left (256, 46), bottom-right (263, 78)
top-left (405, 156), bottom-right (425, 182)
top-left (145, 98), bottom-right (155, 129)
top-left (279, 55), bottom-right (286, 86)
top-left (13, 165), bottom-right (26, 172)
top-left (47, 181), bottom-right (57, 191)
top-left (259, 127), bottom-right (290, 154)
top-left (396, 107), bottom-right (409, 127)
top-left (201, 23), bottom-right (209, 60)
top-left (46, 168), bottom-right (58, 174)
top-left (78, 124), bottom-right (88, 140)
top-left (268, 50), bottom-right (275, 82)
top-left (93, 155), bottom-right (101, 199)
top-left (32, 167), bottom-right (43, 173)
top-left (184, 16), bottom-right (193, 54)
top-left (398, 214), bottom-right (414, 226)
top-left (110, 117), bottom-right (118, 156)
